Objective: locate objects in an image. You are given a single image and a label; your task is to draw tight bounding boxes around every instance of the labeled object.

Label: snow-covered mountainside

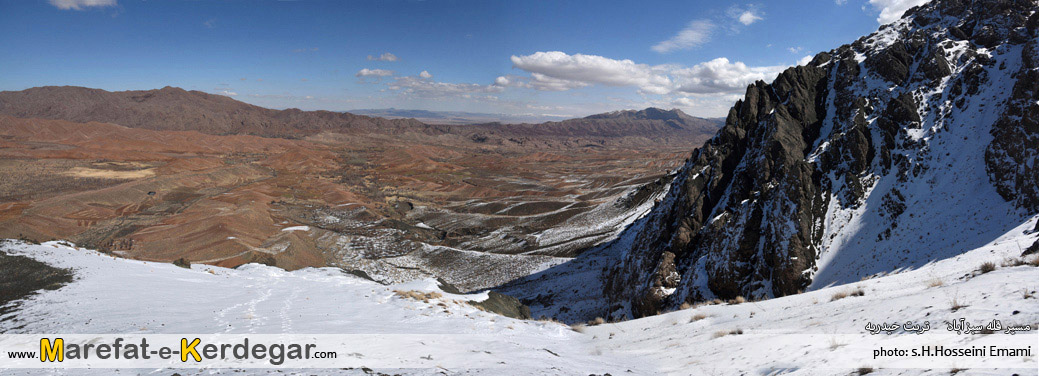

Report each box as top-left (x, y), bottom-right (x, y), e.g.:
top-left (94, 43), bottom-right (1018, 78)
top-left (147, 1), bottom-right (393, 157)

top-left (540, 0), bottom-right (1039, 319)
top-left (3, 222), bottom-right (1038, 375)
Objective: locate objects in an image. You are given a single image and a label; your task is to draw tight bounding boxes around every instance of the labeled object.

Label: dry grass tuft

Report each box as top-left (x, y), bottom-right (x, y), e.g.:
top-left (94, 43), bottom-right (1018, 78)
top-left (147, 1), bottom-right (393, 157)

top-left (857, 366), bottom-right (874, 375)
top-left (978, 262), bottom-right (996, 274)
top-left (712, 328), bottom-right (743, 338)
top-left (570, 323), bottom-right (586, 333)
top-left (393, 290), bottom-right (443, 303)
top-left (927, 278), bottom-right (944, 288)
top-left (679, 302), bottom-right (693, 310)
top-left (537, 316), bottom-right (565, 325)
top-left (828, 337), bottom-right (844, 350)
top-left (587, 317), bottom-right (606, 326)
top-left (950, 297), bottom-right (968, 312)
top-left (689, 313), bottom-right (708, 323)
top-left (831, 288), bottom-right (865, 301)
top-left (1001, 258), bottom-right (1025, 267)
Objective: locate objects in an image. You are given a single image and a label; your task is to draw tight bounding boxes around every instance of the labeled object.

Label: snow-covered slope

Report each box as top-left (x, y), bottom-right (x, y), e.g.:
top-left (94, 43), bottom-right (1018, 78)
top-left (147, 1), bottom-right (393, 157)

top-left (2, 220), bottom-right (1037, 374)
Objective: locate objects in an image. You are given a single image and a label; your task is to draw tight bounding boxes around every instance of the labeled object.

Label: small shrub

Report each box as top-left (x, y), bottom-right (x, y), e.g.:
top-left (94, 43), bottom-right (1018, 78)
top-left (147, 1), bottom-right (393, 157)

top-left (570, 323), bottom-right (586, 333)
top-left (588, 317), bottom-right (606, 326)
top-left (732, 296), bottom-right (746, 304)
top-left (679, 302), bottom-right (693, 310)
top-left (172, 258), bottom-right (191, 269)
top-left (950, 297), bottom-right (968, 311)
top-left (978, 262), bottom-right (996, 274)
top-left (857, 367), bottom-right (874, 375)
top-left (689, 313), bottom-right (708, 323)
top-left (713, 328), bottom-right (743, 338)
top-left (927, 278), bottom-right (944, 288)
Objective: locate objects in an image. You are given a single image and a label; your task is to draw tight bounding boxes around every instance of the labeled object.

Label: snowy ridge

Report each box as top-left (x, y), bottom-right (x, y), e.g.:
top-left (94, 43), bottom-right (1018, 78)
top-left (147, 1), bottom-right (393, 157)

top-left (538, 0), bottom-right (1039, 320)
top-left (2, 218), bottom-right (1037, 375)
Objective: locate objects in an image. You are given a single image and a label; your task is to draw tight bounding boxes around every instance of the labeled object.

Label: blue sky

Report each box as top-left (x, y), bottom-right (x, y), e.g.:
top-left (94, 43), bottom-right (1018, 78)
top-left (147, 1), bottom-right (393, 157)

top-left (0, 0), bottom-right (927, 117)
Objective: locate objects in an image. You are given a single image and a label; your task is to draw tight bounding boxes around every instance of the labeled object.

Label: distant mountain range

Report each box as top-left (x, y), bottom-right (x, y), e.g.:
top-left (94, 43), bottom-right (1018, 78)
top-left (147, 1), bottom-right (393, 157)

top-left (347, 109), bottom-right (571, 125)
top-left (0, 86), bottom-right (723, 147)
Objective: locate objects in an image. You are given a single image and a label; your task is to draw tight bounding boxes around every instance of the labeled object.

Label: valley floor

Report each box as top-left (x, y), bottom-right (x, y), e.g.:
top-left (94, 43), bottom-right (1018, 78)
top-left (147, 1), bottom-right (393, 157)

top-left (0, 217), bottom-right (1037, 375)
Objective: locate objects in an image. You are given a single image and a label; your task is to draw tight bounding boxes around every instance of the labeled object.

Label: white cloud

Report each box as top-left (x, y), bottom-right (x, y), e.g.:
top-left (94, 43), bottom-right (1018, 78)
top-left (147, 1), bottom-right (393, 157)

top-left (798, 55), bottom-right (814, 65)
top-left (671, 57), bottom-right (787, 94)
top-left (48, 0), bottom-right (116, 10)
top-left (419, 70), bottom-right (433, 79)
top-left (385, 75), bottom-right (503, 99)
top-left (835, 0), bottom-right (848, 4)
top-left (508, 51), bottom-right (788, 96)
top-left (672, 97), bottom-right (697, 107)
top-left (493, 73), bottom-right (587, 91)
top-left (787, 46), bottom-right (805, 54)
top-left (726, 5), bottom-right (765, 28)
top-left (868, 0), bottom-right (929, 24)
top-left (367, 52), bottom-right (399, 62)
top-left (356, 68), bottom-right (394, 77)
top-left (216, 90), bottom-right (237, 97)
top-left (510, 51), bottom-right (672, 94)
top-left (738, 11), bottom-right (764, 25)
top-left (651, 20), bottom-right (714, 53)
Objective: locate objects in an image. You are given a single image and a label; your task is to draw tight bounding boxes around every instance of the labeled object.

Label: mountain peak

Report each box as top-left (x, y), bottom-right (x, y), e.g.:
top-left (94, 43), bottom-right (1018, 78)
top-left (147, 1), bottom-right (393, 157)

top-left (584, 107), bottom-right (692, 121)
top-left (594, 0), bottom-right (1039, 319)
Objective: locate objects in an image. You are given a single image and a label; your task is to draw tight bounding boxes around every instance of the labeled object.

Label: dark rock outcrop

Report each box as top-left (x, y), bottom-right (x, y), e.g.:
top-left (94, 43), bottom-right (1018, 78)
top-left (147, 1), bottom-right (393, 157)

top-left (600, 0), bottom-right (1039, 319)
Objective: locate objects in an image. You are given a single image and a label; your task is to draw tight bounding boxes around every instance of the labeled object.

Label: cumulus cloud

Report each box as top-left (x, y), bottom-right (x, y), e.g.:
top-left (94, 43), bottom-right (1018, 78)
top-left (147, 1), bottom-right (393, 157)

top-left (787, 46), bottom-right (805, 54)
top-left (651, 20), bottom-right (714, 53)
top-left (671, 57), bottom-right (787, 94)
top-left (510, 51), bottom-right (672, 94)
top-left (367, 52), bottom-right (399, 62)
top-left (798, 55), bottom-right (814, 65)
top-left (419, 70), bottom-right (433, 79)
top-left (356, 68), bottom-right (394, 77)
top-left (508, 51), bottom-right (787, 96)
top-left (869, 0), bottom-right (929, 24)
top-left (48, 0), bottom-right (116, 10)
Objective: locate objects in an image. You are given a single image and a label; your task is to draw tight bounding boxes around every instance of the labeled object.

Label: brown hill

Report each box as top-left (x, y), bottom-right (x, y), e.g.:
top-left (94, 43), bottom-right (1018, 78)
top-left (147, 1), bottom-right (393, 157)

top-left (0, 86), bottom-right (721, 146)
top-left (489, 107), bottom-right (722, 139)
top-left (0, 86), bottom-right (427, 138)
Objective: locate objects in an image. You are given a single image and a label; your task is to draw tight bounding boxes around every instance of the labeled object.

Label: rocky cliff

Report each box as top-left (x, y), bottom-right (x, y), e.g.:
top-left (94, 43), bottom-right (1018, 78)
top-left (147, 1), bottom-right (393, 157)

top-left (601, 0), bottom-right (1039, 319)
